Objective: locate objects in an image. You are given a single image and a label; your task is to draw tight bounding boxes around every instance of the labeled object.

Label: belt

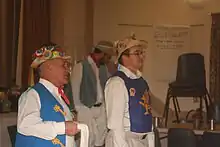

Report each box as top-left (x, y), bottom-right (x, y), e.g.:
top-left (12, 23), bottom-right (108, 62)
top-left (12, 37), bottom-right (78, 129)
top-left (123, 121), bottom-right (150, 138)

top-left (125, 131), bottom-right (148, 140)
top-left (93, 103), bottom-right (102, 107)
top-left (141, 134), bottom-right (147, 140)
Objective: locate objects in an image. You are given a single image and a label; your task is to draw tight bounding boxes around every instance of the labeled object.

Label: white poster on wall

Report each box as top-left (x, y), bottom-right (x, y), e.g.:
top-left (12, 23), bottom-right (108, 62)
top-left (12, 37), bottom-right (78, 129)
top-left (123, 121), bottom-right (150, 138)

top-left (154, 25), bottom-right (190, 50)
top-left (153, 25), bottom-right (191, 82)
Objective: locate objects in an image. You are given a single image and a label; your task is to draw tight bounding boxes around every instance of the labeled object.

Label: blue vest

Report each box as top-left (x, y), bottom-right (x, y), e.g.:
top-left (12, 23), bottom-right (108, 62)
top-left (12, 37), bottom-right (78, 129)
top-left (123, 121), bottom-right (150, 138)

top-left (114, 71), bottom-right (152, 133)
top-left (15, 83), bottom-right (66, 147)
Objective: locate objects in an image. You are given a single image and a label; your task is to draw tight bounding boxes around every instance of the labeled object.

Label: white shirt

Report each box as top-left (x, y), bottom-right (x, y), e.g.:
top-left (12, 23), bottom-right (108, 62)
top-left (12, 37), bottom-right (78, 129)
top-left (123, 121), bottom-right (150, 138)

top-left (17, 78), bottom-right (74, 147)
top-left (71, 56), bottom-right (104, 110)
top-left (104, 65), bottom-right (143, 147)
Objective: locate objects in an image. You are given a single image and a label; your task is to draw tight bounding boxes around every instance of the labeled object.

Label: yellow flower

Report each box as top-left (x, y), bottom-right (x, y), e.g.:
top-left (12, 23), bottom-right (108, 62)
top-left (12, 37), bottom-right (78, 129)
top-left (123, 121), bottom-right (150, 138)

top-left (52, 51), bottom-right (60, 58)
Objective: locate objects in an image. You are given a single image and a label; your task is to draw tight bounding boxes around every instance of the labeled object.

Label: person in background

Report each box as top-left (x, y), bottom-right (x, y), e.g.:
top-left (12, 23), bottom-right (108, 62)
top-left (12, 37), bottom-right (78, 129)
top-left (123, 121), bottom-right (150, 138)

top-left (15, 44), bottom-right (83, 147)
top-left (70, 41), bottom-right (115, 147)
top-left (105, 55), bottom-right (118, 75)
top-left (105, 35), bottom-right (154, 147)
top-left (62, 61), bottom-right (77, 118)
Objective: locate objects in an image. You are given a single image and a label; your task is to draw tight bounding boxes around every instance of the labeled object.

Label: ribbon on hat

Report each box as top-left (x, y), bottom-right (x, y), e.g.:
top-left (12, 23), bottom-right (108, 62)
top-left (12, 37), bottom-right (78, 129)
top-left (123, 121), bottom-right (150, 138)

top-left (31, 44), bottom-right (71, 68)
top-left (130, 32), bottom-right (136, 39)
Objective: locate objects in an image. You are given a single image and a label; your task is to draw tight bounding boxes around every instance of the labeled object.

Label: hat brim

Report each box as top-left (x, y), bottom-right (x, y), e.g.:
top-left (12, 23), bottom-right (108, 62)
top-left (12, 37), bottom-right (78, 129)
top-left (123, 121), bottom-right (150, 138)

top-left (31, 56), bottom-right (71, 68)
top-left (114, 48), bottom-right (127, 64)
top-left (94, 45), bottom-right (116, 56)
top-left (102, 48), bottom-right (117, 56)
top-left (114, 44), bottom-right (147, 64)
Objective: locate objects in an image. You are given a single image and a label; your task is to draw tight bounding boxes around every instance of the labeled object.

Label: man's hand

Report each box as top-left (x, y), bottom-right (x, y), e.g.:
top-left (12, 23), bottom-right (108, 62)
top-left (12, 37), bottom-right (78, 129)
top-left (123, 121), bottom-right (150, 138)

top-left (65, 121), bottom-right (79, 136)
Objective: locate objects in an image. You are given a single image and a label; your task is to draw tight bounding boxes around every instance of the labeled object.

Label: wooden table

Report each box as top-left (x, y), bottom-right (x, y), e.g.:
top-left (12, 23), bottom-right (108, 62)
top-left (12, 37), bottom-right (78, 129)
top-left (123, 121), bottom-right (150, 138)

top-left (0, 112), bottom-right (17, 147)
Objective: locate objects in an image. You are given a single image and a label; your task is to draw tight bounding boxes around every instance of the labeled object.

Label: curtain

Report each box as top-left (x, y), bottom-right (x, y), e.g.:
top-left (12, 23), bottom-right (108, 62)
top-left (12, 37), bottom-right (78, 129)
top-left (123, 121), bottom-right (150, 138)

top-left (85, 0), bottom-right (94, 53)
top-left (0, 0), bottom-right (21, 90)
top-left (210, 13), bottom-right (220, 101)
top-left (12, 0), bottom-right (22, 84)
top-left (21, 0), bottom-right (50, 88)
top-left (16, 0), bottom-right (24, 86)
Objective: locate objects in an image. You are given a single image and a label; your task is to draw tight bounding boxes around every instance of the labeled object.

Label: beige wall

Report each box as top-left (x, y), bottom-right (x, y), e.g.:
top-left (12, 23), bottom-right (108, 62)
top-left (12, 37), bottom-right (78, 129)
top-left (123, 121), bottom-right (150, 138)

top-left (50, 0), bottom-right (64, 47)
top-left (16, 0), bottom-right (93, 86)
top-left (50, 0), bottom-right (93, 63)
top-left (49, 0), bottom-right (220, 111)
top-left (94, 0), bottom-right (220, 111)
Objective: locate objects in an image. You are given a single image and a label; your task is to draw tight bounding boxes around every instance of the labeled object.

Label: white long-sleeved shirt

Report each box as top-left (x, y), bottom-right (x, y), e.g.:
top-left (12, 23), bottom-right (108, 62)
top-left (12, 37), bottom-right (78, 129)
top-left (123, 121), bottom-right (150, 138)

top-left (71, 56), bottom-right (104, 109)
top-left (17, 78), bottom-right (74, 147)
top-left (104, 65), bottom-right (144, 147)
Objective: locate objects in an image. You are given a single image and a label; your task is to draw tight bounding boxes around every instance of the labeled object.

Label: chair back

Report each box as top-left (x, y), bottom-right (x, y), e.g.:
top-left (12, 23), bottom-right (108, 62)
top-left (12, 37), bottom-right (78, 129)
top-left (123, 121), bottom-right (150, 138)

top-left (176, 53), bottom-right (206, 87)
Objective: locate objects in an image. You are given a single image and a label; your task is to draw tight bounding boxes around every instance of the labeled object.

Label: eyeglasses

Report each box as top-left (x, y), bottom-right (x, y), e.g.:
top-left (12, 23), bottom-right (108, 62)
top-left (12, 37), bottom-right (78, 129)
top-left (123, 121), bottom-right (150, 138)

top-left (126, 51), bottom-right (145, 56)
top-left (64, 61), bottom-right (73, 73)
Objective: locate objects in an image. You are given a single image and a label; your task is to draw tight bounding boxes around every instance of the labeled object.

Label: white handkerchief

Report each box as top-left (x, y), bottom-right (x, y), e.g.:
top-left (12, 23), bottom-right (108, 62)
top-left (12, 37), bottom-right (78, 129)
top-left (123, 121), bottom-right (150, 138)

top-left (77, 123), bottom-right (89, 147)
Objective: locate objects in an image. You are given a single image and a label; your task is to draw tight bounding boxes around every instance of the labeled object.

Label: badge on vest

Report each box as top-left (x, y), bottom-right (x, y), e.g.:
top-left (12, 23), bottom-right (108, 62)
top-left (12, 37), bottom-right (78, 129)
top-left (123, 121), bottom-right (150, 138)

top-left (139, 91), bottom-right (151, 115)
top-left (52, 138), bottom-right (65, 147)
top-left (54, 105), bottom-right (66, 116)
top-left (129, 88), bottom-right (136, 96)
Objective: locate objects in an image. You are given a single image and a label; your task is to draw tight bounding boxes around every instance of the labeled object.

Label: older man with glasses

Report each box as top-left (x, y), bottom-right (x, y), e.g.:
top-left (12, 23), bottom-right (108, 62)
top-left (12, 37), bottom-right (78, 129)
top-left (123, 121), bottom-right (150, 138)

top-left (15, 44), bottom-right (88, 147)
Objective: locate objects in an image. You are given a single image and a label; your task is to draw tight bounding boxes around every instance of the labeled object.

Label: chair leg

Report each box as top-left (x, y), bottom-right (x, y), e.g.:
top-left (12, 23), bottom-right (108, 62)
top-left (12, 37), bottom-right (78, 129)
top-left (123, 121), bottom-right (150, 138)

top-left (174, 98), bottom-right (181, 113)
top-left (163, 99), bottom-right (168, 119)
top-left (165, 98), bottom-right (171, 127)
top-left (163, 89), bottom-right (170, 119)
top-left (203, 95), bottom-right (210, 123)
top-left (205, 89), bottom-right (214, 121)
top-left (206, 89), bottom-right (213, 107)
top-left (199, 96), bottom-right (203, 111)
top-left (163, 89), bottom-right (171, 127)
top-left (199, 96), bottom-right (204, 122)
top-left (173, 97), bottom-right (180, 123)
top-left (163, 91), bottom-right (171, 117)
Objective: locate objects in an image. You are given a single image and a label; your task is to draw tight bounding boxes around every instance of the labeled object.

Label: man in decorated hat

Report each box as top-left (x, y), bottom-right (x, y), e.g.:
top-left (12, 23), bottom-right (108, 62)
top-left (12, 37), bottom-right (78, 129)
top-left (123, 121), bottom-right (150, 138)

top-left (15, 44), bottom-right (87, 147)
top-left (104, 35), bottom-right (154, 147)
top-left (70, 40), bottom-right (115, 147)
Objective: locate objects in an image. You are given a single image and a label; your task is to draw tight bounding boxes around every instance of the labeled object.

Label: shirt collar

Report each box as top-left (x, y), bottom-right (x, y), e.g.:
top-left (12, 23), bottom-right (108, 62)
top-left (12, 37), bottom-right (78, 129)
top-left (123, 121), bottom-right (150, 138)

top-left (39, 78), bottom-right (59, 95)
top-left (118, 64), bottom-right (142, 79)
top-left (88, 56), bottom-right (96, 65)
top-left (88, 54), bottom-right (99, 68)
top-left (88, 56), bottom-right (98, 68)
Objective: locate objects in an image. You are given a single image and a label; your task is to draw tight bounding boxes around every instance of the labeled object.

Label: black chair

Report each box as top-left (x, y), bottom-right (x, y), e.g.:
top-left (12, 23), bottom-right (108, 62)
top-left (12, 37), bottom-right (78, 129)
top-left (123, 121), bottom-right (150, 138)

top-left (168, 128), bottom-right (197, 147)
top-left (7, 125), bottom-right (17, 147)
top-left (163, 53), bottom-right (213, 127)
top-left (201, 131), bottom-right (220, 147)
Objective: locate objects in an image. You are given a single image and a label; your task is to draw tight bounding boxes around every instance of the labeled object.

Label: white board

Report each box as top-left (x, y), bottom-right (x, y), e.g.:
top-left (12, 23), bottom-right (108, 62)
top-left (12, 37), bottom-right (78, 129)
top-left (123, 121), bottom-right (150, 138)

top-left (152, 25), bottom-right (191, 82)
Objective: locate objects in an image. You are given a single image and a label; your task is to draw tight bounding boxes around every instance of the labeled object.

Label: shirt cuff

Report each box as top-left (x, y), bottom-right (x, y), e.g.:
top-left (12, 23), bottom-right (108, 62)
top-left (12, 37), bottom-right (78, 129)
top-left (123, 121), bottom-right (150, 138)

top-left (54, 122), bottom-right (65, 135)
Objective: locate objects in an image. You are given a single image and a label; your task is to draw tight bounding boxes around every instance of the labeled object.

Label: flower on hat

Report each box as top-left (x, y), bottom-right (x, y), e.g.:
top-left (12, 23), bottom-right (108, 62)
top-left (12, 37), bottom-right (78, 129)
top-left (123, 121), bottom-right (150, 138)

top-left (31, 44), bottom-right (71, 68)
top-left (33, 47), bottom-right (44, 59)
top-left (115, 41), bottom-right (127, 51)
top-left (43, 50), bottom-right (52, 59)
top-left (52, 51), bottom-right (59, 57)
